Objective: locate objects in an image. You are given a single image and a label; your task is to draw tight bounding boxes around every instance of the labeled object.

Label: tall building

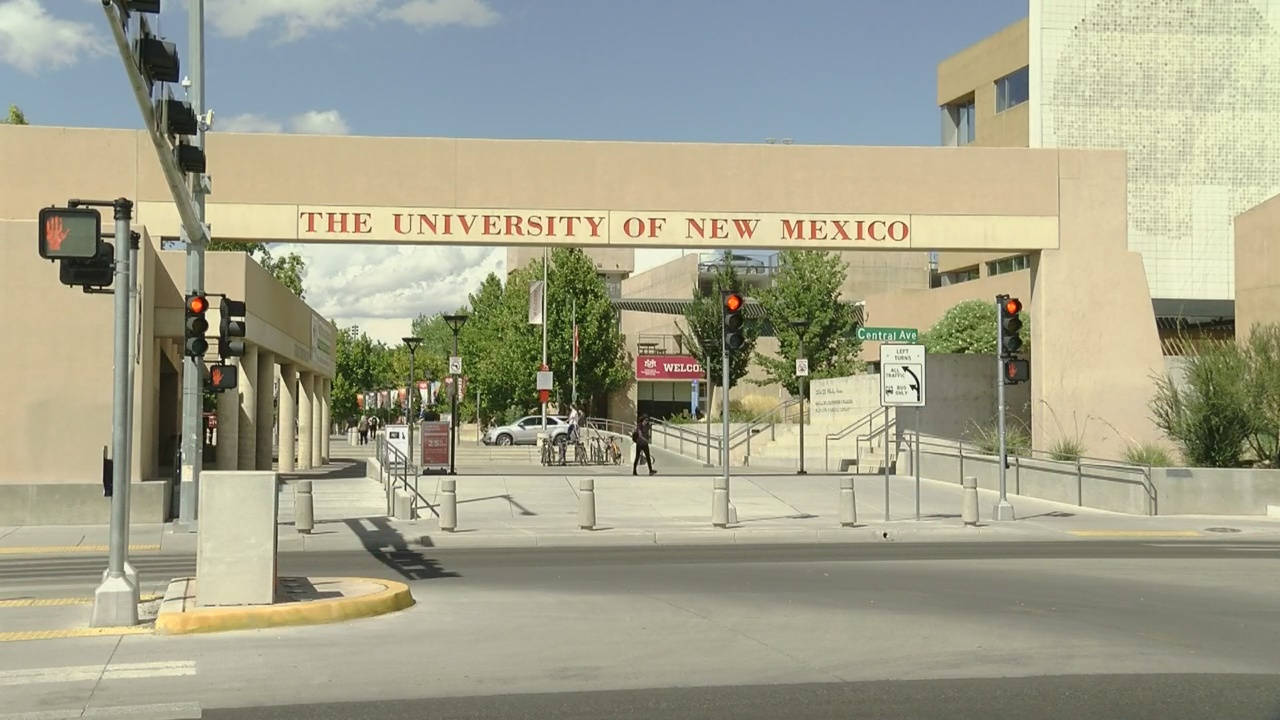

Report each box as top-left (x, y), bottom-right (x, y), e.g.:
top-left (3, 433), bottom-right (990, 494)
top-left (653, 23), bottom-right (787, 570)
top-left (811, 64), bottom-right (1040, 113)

top-left (937, 2), bottom-right (1280, 336)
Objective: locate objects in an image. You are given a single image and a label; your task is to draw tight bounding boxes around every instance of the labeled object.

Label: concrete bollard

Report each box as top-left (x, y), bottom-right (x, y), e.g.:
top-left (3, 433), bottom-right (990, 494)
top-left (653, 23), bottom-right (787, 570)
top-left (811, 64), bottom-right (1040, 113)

top-left (728, 502), bottom-right (738, 525)
top-left (711, 477), bottom-right (729, 527)
top-left (578, 478), bottom-right (596, 530)
top-left (962, 475), bottom-right (979, 526)
top-left (441, 478), bottom-right (457, 532)
top-left (839, 476), bottom-right (857, 527)
top-left (393, 489), bottom-right (413, 520)
top-left (295, 480), bottom-right (314, 534)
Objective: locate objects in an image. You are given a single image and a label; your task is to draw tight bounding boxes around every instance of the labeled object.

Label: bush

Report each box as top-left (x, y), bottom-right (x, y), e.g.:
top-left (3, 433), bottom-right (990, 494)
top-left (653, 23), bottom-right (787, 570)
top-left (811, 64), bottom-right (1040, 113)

top-left (967, 420), bottom-right (1030, 456)
top-left (1049, 438), bottom-right (1085, 461)
top-left (1122, 442), bottom-right (1173, 467)
top-left (1151, 340), bottom-right (1253, 467)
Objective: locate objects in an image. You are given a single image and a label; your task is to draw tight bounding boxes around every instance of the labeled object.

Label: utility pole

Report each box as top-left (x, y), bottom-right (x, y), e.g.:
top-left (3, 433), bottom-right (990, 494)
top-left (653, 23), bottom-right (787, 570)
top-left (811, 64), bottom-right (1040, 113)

top-left (178, 0), bottom-right (208, 530)
top-left (791, 320), bottom-right (808, 475)
top-left (541, 247), bottom-right (548, 433)
top-left (571, 298), bottom-right (577, 409)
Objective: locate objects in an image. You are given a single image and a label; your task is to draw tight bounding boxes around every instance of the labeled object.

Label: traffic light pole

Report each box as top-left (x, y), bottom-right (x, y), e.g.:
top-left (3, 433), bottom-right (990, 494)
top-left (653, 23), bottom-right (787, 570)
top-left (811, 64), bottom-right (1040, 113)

top-left (994, 296), bottom-right (1015, 521)
top-left (92, 198), bottom-right (139, 628)
top-left (178, 0), bottom-right (208, 529)
top-left (713, 299), bottom-right (730, 527)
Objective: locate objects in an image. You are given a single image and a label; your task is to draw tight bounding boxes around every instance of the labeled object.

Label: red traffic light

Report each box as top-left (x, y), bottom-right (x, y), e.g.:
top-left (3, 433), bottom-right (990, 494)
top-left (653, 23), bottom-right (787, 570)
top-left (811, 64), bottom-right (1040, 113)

top-left (187, 294), bottom-right (208, 314)
top-left (1003, 298), bottom-right (1022, 316)
top-left (724, 293), bottom-right (743, 313)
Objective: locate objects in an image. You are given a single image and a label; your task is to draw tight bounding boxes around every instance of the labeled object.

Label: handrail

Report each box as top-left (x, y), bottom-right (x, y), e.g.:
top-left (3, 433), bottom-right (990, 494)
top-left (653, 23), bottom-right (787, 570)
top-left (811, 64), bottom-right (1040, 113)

top-left (823, 408), bottom-right (888, 471)
top-left (910, 433), bottom-right (1157, 515)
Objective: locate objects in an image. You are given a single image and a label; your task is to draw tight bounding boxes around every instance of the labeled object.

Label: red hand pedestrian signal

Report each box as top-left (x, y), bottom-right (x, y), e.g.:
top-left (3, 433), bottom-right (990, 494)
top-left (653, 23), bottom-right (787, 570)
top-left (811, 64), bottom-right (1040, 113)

top-left (45, 216), bottom-right (68, 252)
top-left (209, 363), bottom-right (238, 391)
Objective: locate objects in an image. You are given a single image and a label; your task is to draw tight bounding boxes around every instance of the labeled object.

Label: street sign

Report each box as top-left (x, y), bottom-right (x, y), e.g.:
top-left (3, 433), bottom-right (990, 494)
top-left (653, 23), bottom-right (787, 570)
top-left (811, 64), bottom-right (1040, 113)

top-left (879, 343), bottom-right (926, 407)
top-left (536, 371), bottom-right (553, 391)
top-left (419, 420), bottom-right (450, 471)
top-left (448, 355), bottom-right (462, 375)
top-left (690, 379), bottom-right (699, 415)
top-left (795, 358), bottom-right (809, 377)
top-left (857, 326), bottom-right (919, 343)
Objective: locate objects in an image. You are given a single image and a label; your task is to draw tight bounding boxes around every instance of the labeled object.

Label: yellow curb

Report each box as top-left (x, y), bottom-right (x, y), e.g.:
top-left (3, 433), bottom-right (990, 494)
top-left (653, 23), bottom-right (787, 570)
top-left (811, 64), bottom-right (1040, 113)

top-left (0, 594), bottom-right (162, 608)
top-left (0, 625), bottom-right (153, 643)
top-left (155, 577), bottom-right (414, 635)
top-left (0, 544), bottom-right (160, 555)
top-left (1068, 530), bottom-right (1203, 538)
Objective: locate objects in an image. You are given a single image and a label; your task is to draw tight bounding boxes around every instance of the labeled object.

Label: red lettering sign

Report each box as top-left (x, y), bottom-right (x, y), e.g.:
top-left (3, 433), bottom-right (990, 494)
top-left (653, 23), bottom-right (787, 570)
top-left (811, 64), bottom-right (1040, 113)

top-left (636, 355), bottom-right (704, 380)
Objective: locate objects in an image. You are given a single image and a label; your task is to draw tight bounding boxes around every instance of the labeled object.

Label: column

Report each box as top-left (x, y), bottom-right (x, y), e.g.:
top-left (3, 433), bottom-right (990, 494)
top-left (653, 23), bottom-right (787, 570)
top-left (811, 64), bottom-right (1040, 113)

top-left (319, 378), bottom-right (331, 464)
top-left (278, 363), bottom-right (297, 473)
top-left (237, 344), bottom-right (258, 471)
top-left (298, 372), bottom-right (314, 471)
top-left (214, 360), bottom-right (240, 470)
top-left (310, 376), bottom-right (323, 468)
top-left (255, 351), bottom-right (276, 471)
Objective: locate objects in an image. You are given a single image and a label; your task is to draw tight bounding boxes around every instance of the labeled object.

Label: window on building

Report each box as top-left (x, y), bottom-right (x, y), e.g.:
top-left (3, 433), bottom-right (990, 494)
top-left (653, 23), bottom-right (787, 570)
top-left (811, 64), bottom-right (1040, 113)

top-left (940, 99), bottom-right (976, 146)
top-left (995, 66), bottom-right (1029, 113)
top-left (938, 266), bottom-right (979, 286)
top-left (986, 254), bottom-right (1030, 276)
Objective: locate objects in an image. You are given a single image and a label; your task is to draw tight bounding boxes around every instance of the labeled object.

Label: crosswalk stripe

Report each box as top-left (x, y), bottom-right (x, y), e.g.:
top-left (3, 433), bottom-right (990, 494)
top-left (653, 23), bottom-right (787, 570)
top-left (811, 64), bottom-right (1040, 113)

top-left (0, 545), bottom-right (161, 556)
top-left (1068, 530), bottom-right (1202, 537)
top-left (0, 701), bottom-right (202, 719)
top-left (0, 660), bottom-right (192, 686)
top-left (0, 626), bottom-right (154, 643)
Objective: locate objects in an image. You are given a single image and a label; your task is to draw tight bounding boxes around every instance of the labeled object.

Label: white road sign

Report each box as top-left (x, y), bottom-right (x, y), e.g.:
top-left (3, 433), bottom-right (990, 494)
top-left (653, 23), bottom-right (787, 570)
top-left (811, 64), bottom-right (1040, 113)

top-left (449, 355), bottom-right (462, 375)
top-left (796, 358), bottom-right (809, 377)
top-left (880, 343), bottom-right (926, 407)
top-left (536, 371), bottom-right (554, 391)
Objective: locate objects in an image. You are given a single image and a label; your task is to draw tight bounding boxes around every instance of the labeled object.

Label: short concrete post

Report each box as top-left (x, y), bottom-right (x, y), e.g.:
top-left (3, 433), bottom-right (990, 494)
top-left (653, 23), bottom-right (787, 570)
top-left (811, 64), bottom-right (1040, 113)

top-left (962, 475), bottom-right (979, 526)
top-left (711, 477), bottom-right (729, 527)
top-left (727, 502), bottom-right (738, 525)
top-left (441, 478), bottom-right (457, 532)
top-left (295, 480), bottom-right (314, 534)
top-left (839, 476), bottom-right (857, 527)
top-left (578, 478), bottom-right (596, 530)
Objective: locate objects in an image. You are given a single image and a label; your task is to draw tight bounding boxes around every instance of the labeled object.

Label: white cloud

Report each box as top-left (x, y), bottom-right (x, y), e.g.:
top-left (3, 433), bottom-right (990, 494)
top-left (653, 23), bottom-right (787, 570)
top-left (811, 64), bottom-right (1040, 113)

top-left (218, 113), bottom-right (285, 133)
top-left (0, 0), bottom-right (106, 74)
top-left (217, 109), bottom-right (349, 135)
top-left (274, 244), bottom-right (504, 345)
top-left (210, 0), bottom-right (498, 42)
top-left (381, 0), bottom-right (498, 29)
top-left (288, 109), bottom-right (349, 135)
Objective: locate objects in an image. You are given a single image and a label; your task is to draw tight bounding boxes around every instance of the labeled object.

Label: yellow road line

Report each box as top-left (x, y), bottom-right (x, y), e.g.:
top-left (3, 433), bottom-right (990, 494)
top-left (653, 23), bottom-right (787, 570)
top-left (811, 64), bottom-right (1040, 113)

top-left (0, 544), bottom-right (160, 555)
top-left (0, 595), bottom-right (163, 608)
top-left (1068, 530), bottom-right (1203, 538)
top-left (0, 626), bottom-right (153, 643)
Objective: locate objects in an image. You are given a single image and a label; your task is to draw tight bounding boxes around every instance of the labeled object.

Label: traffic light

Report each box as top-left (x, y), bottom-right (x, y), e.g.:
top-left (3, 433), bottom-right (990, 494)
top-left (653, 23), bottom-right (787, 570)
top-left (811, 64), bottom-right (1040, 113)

top-left (38, 206), bottom-right (101, 259)
top-left (184, 293), bottom-right (209, 357)
top-left (218, 298), bottom-right (246, 360)
top-left (135, 16), bottom-right (179, 85)
top-left (208, 363), bottom-right (238, 392)
top-left (59, 241), bottom-right (114, 288)
top-left (999, 295), bottom-right (1023, 357)
top-left (1004, 358), bottom-right (1030, 384)
top-left (723, 291), bottom-right (745, 351)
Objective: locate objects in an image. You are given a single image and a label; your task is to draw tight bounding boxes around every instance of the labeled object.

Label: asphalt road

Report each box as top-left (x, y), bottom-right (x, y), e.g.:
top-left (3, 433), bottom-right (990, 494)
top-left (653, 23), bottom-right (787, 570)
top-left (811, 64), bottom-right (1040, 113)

top-left (206, 675), bottom-right (1280, 720)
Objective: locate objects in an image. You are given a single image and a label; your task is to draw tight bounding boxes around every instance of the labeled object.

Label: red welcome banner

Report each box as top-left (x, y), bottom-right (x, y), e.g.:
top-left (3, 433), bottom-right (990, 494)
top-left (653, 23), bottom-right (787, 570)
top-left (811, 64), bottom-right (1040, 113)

top-left (636, 355), bottom-right (703, 380)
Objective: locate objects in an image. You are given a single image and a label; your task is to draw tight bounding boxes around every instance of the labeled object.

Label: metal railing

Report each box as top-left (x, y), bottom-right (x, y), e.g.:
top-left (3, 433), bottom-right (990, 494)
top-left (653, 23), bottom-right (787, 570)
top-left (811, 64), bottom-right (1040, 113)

top-left (374, 431), bottom-right (438, 520)
top-left (824, 408), bottom-right (894, 472)
top-left (908, 433), bottom-right (1158, 516)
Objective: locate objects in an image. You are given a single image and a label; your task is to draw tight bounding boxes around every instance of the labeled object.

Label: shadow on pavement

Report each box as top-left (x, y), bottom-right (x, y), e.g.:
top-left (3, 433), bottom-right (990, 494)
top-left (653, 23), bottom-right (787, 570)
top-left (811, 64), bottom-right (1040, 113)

top-left (279, 458), bottom-right (367, 481)
top-left (458, 493), bottom-right (537, 516)
top-left (342, 517), bottom-right (459, 581)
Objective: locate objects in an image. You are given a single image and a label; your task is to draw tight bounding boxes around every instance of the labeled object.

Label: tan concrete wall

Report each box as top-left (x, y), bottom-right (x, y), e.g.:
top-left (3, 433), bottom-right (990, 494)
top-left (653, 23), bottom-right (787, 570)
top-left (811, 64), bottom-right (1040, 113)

top-left (1235, 192), bottom-right (1280, 338)
top-left (507, 246), bottom-right (634, 276)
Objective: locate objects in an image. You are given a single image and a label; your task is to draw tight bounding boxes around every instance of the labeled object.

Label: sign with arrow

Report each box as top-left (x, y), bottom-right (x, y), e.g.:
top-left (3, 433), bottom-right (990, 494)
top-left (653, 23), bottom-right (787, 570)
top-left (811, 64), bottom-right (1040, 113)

top-left (879, 343), bottom-right (926, 407)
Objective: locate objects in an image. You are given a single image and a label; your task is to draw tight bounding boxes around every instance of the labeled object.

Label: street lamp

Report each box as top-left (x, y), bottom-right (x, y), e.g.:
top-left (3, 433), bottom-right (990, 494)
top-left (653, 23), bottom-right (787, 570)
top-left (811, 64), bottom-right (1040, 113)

top-left (402, 336), bottom-right (422, 469)
top-left (443, 313), bottom-right (469, 475)
top-left (790, 319), bottom-right (809, 476)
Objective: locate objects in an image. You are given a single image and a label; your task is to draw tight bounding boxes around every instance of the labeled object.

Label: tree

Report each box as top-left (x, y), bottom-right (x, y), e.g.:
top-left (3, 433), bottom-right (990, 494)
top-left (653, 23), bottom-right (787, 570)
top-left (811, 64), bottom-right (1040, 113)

top-left (680, 261), bottom-right (758, 391)
top-left (1243, 325), bottom-right (1280, 467)
top-left (545, 248), bottom-right (629, 412)
top-left (331, 326), bottom-right (393, 425)
top-left (208, 240), bottom-right (306, 298)
top-left (4, 105), bottom-right (27, 125)
top-left (1151, 340), bottom-right (1252, 467)
top-left (922, 299), bottom-right (1030, 354)
top-left (754, 250), bottom-right (862, 396)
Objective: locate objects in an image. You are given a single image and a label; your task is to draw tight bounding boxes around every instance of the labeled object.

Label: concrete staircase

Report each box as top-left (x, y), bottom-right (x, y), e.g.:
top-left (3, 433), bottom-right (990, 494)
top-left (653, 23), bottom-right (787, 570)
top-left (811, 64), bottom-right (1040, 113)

top-left (745, 422), bottom-right (896, 474)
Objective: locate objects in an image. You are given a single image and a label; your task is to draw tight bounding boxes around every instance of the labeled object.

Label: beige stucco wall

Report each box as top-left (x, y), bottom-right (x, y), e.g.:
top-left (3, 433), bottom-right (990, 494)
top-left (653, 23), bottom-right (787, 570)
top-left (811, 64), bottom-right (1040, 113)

top-left (1235, 192), bottom-right (1280, 339)
top-left (507, 247), bottom-right (634, 277)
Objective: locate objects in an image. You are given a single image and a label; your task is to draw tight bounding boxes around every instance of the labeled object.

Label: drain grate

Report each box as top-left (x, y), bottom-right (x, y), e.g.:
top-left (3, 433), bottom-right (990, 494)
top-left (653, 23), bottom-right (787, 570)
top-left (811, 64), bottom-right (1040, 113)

top-left (1203, 526), bottom-right (1242, 533)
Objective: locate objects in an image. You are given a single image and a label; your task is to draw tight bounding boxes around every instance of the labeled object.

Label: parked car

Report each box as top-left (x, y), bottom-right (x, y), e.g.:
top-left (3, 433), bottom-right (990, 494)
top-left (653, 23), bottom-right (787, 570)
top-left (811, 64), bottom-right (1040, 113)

top-left (484, 415), bottom-right (571, 446)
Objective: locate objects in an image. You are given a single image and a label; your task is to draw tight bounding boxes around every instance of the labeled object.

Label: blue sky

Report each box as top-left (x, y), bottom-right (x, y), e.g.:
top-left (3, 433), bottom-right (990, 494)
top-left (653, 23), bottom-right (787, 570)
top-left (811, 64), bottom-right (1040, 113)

top-left (0, 0), bottom-right (1026, 342)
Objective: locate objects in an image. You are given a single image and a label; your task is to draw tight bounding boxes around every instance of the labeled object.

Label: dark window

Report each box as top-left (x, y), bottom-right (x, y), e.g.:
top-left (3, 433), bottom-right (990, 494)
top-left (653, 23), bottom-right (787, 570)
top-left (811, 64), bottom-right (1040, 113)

top-left (995, 66), bottom-right (1029, 112)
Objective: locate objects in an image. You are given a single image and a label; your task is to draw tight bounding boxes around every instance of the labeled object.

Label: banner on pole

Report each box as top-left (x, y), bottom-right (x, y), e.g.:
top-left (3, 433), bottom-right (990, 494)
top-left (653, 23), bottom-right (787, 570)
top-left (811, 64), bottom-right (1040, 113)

top-left (529, 281), bottom-right (545, 325)
top-left (573, 324), bottom-right (579, 362)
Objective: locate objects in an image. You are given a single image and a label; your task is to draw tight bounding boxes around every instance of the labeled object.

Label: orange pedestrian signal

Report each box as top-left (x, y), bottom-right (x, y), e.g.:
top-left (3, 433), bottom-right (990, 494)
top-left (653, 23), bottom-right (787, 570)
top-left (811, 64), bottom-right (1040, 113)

top-left (209, 363), bottom-right (238, 391)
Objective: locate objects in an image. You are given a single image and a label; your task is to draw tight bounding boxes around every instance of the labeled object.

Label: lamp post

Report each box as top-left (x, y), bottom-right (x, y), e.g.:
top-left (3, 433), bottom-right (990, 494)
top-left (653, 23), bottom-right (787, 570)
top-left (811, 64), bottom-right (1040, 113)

top-left (790, 319), bottom-right (809, 475)
top-left (443, 313), bottom-right (469, 475)
top-left (402, 336), bottom-right (422, 469)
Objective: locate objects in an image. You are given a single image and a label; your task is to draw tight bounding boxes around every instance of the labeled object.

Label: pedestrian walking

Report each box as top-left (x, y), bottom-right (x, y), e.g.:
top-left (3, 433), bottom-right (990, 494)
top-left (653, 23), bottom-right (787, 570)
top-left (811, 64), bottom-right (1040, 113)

top-left (632, 413), bottom-right (656, 476)
top-left (567, 404), bottom-right (581, 443)
top-left (358, 415), bottom-right (369, 445)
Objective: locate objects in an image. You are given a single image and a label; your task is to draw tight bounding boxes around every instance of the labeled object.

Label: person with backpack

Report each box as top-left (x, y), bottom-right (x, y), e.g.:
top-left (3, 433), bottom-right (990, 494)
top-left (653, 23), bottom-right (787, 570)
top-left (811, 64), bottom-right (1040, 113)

top-left (358, 415), bottom-right (369, 445)
top-left (632, 413), bottom-right (655, 476)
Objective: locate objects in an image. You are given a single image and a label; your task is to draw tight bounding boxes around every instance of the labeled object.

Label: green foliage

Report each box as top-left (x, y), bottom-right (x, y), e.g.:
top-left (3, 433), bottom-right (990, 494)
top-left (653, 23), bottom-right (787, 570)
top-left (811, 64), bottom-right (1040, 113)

top-left (1122, 442), bottom-right (1173, 467)
top-left (967, 420), bottom-right (1031, 456)
top-left (332, 326), bottom-right (393, 424)
top-left (1152, 326), bottom-right (1280, 468)
top-left (545, 248), bottom-right (630, 409)
top-left (680, 261), bottom-right (758, 392)
top-left (4, 105), bottom-right (27, 124)
top-left (753, 250), bottom-right (862, 396)
top-left (1048, 438), bottom-right (1085, 461)
top-left (208, 240), bottom-right (306, 298)
top-left (923, 299), bottom-right (1029, 355)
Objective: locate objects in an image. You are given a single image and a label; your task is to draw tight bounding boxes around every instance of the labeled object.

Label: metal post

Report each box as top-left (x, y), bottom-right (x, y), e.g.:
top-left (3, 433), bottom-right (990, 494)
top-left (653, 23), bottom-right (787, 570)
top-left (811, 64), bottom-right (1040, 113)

top-left (541, 247), bottom-right (548, 434)
top-left (122, 233), bottom-right (139, 581)
top-left (914, 407), bottom-right (921, 521)
top-left (704, 362), bottom-right (713, 466)
top-left (994, 297), bottom-right (1015, 521)
top-left (713, 294), bottom-right (730, 527)
top-left (92, 198), bottom-right (138, 628)
top-left (571, 298), bottom-right (577, 408)
top-left (797, 332), bottom-right (807, 475)
top-left (883, 406), bottom-right (890, 522)
top-left (177, 0), bottom-right (207, 530)
top-left (406, 348), bottom-right (415, 468)
top-left (450, 330), bottom-right (459, 475)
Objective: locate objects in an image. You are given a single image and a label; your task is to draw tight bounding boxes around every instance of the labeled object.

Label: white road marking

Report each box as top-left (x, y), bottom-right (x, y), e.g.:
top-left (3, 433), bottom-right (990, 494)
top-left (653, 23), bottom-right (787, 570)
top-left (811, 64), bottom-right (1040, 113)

top-left (0, 661), bottom-right (196, 687)
top-left (0, 702), bottom-right (201, 719)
